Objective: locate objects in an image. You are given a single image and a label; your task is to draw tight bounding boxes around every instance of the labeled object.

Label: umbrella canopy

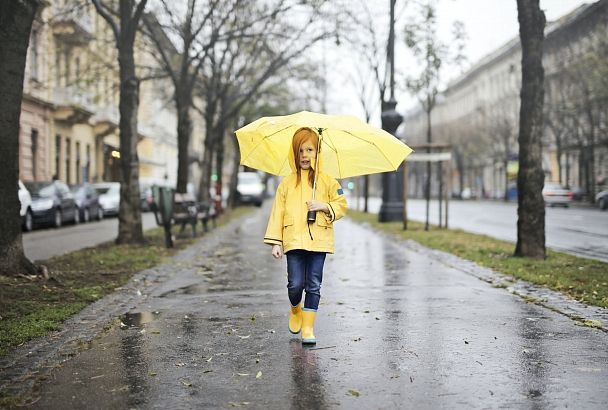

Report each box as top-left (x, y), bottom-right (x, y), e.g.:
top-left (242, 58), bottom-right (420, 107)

top-left (235, 111), bottom-right (413, 179)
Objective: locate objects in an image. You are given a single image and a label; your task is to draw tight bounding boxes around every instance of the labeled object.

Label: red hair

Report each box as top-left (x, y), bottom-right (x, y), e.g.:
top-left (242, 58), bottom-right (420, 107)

top-left (292, 127), bottom-right (319, 187)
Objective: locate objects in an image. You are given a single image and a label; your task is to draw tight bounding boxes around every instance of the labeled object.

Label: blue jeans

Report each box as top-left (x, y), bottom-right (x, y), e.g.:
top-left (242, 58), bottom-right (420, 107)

top-left (286, 250), bottom-right (326, 310)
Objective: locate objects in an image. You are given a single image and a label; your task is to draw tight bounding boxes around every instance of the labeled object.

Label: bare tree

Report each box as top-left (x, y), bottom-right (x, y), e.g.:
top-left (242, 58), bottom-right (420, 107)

top-left (91, 0), bottom-right (148, 244)
top-left (403, 0), bottom-right (466, 230)
top-left (193, 1), bottom-right (337, 205)
top-left (515, 0), bottom-right (546, 259)
top-left (0, 0), bottom-right (42, 276)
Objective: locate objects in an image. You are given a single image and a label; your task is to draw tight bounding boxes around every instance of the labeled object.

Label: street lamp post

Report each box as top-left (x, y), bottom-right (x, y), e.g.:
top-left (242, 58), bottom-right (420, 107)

top-left (378, 0), bottom-right (404, 222)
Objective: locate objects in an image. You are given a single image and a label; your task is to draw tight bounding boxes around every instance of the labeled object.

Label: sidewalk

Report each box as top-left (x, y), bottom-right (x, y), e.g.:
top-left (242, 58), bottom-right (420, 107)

top-left (2, 205), bottom-right (608, 409)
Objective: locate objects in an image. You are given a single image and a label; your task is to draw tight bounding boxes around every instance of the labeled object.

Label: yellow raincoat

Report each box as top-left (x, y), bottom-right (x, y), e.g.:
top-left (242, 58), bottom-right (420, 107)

top-left (264, 168), bottom-right (347, 253)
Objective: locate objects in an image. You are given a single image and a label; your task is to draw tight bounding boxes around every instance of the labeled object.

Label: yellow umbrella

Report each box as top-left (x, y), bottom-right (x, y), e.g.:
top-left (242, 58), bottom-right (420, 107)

top-left (235, 110), bottom-right (413, 179)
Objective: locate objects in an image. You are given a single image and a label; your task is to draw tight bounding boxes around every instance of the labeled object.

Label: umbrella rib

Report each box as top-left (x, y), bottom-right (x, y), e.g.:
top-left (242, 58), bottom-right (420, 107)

top-left (342, 130), bottom-right (401, 169)
top-left (322, 131), bottom-right (342, 177)
top-left (240, 124), bottom-right (294, 166)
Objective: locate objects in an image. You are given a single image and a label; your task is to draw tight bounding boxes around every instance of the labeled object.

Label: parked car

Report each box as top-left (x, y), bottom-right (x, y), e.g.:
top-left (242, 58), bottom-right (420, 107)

top-left (596, 190), bottom-right (608, 210)
top-left (25, 180), bottom-right (79, 228)
top-left (542, 182), bottom-right (573, 207)
top-left (70, 183), bottom-right (104, 222)
top-left (140, 185), bottom-right (154, 212)
top-left (18, 180), bottom-right (33, 231)
top-left (92, 182), bottom-right (120, 216)
top-left (235, 172), bottom-right (265, 207)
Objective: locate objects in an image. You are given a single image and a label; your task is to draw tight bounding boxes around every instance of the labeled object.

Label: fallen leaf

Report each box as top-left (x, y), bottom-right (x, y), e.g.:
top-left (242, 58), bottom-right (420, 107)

top-left (149, 372), bottom-right (157, 377)
top-left (348, 389), bottom-right (360, 397)
top-left (256, 371), bottom-right (262, 379)
top-left (151, 330), bottom-right (161, 334)
top-left (182, 381), bottom-right (192, 387)
top-left (238, 335), bottom-right (251, 339)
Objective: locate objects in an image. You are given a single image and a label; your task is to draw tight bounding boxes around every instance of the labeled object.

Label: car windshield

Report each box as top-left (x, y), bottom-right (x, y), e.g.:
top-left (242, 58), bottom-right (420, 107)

top-left (96, 185), bottom-right (119, 195)
top-left (544, 183), bottom-right (562, 190)
top-left (70, 186), bottom-right (86, 195)
top-left (239, 174), bottom-right (261, 184)
top-left (26, 182), bottom-right (55, 198)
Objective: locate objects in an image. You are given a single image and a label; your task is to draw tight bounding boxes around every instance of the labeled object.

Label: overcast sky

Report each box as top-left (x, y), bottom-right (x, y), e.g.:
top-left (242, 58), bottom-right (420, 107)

top-left (325, 0), bottom-right (591, 122)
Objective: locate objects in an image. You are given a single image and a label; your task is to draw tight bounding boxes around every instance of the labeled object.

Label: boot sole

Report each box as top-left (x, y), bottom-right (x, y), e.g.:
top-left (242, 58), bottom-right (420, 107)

top-left (302, 338), bottom-right (317, 344)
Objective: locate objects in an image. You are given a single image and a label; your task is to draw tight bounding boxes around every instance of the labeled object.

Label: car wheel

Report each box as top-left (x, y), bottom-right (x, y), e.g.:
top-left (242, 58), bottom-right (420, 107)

top-left (23, 210), bottom-right (33, 232)
top-left (600, 197), bottom-right (607, 210)
top-left (54, 209), bottom-right (62, 228)
top-left (74, 208), bottom-right (80, 224)
top-left (83, 207), bottom-right (90, 223)
top-left (97, 207), bottom-right (104, 220)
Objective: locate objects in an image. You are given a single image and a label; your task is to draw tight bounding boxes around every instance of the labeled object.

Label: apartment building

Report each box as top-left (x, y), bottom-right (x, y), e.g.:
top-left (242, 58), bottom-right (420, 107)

top-left (403, 0), bottom-right (607, 200)
top-left (18, 1), bottom-right (200, 189)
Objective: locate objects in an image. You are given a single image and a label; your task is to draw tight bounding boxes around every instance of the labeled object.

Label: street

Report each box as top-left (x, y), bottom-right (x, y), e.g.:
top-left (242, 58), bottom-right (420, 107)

top-left (12, 204), bottom-right (607, 409)
top-left (353, 196), bottom-right (608, 262)
top-left (22, 212), bottom-right (158, 262)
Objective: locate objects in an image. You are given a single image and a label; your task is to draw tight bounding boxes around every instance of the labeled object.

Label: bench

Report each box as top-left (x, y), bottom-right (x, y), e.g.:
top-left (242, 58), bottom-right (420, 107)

top-left (172, 193), bottom-right (217, 237)
top-left (150, 187), bottom-right (217, 247)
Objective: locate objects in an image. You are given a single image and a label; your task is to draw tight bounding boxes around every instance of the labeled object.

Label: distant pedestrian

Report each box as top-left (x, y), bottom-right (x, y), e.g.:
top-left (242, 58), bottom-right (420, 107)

top-left (264, 127), bottom-right (347, 345)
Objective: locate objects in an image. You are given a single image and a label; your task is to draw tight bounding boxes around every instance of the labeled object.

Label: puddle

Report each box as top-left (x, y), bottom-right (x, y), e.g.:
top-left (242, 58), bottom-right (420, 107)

top-left (120, 311), bottom-right (161, 327)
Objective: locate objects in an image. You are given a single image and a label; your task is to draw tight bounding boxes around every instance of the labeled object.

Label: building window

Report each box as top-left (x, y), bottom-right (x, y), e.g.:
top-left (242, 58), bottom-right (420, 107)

top-left (85, 144), bottom-right (91, 182)
top-left (65, 138), bottom-right (71, 184)
top-left (55, 135), bottom-right (61, 180)
top-left (29, 29), bottom-right (39, 80)
top-left (31, 129), bottom-right (38, 181)
top-left (75, 141), bottom-right (81, 184)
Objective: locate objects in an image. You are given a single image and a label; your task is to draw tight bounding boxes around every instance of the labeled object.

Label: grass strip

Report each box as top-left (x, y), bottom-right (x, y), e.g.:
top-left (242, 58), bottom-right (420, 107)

top-left (0, 207), bottom-right (253, 359)
top-left (347, 210), bottom-right (608, 309)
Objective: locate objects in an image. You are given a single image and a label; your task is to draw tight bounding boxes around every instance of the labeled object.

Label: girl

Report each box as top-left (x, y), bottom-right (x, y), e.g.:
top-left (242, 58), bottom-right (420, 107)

top-left (264, 127), bottom-right (347, 344)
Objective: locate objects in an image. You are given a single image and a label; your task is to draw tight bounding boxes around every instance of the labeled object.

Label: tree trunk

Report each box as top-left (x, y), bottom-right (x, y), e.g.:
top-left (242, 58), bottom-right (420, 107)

top-left (515, 0), bottom-right (546, 259)
top-left (0, 0), bottom-right (41, 276)
top-left (175, 88), bottom-right (192, 194)
top-left (227, 136), bottom-right (240, 209)
top-left (197, 120), bottom-right (215, 204)
top-left (115, 0), bottom-right (145, 245)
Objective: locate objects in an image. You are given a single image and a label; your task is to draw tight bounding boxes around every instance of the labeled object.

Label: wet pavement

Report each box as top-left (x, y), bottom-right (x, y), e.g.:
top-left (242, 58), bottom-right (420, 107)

top-left (4, 204), bottom-right (608, 409)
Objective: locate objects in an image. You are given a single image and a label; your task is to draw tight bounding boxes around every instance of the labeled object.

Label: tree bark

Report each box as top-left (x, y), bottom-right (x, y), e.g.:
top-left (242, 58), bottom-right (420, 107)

top-left (515, 0), bottom-right (546, 259)
top-left (0, 0), bottom-right (41, 276)
top-left (116, 0), bottom-right (145, 244)
top-left (93, 0), bottom-right (147, 244)
top-left (176, 90), bottom-right (192, 194)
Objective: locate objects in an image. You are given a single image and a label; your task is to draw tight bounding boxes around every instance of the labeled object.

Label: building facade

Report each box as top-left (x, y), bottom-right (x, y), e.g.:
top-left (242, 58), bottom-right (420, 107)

top-left (19, 1), bottom-right (193, 191)
top-left (403, 0), bottom-right (607, 201)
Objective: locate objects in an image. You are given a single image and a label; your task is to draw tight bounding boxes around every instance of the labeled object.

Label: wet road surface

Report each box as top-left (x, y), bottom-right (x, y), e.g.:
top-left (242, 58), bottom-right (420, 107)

top-left (24, 205), bottom-right (608, 409)
top-left (356, 196), bottom-right (608, 263)
top-left (23, 212), bottom-right (158, 262)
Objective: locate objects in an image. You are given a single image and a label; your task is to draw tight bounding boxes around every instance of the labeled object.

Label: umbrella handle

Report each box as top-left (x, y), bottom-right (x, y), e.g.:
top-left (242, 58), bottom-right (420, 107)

top-left (307, 132), bottom-right (323, 224)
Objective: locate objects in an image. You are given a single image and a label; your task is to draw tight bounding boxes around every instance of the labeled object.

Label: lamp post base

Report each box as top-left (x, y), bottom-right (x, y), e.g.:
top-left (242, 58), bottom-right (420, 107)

top-left (378, 201), bottom-right (403, 222)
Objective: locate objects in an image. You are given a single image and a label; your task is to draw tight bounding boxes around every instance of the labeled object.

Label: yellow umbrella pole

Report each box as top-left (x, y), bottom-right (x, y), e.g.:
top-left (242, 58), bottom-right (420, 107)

top-left (307, 130), bottom-right (324, 223)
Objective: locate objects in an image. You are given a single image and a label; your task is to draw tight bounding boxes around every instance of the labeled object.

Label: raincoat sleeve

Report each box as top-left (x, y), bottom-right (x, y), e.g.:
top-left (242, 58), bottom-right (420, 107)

top-left (264, 180), bottom-right (286, 247)
top-left (323, 178), bottom-right (348, 223)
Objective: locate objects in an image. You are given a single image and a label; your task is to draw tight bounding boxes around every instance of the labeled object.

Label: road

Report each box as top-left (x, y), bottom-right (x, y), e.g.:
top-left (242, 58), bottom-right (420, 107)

top-left (352, 196), bottom-right (608, 262)
top-left (23, 212), bottom-right (158, 262)
top-left (17, 204), bottom-right (608, 409)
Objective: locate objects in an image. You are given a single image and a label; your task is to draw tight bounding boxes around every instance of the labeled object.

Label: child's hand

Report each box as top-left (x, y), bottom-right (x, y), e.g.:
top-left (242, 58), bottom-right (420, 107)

top-left (271, 244), bottom-right (283, 259)
top-left (306, 200), bottom-right (329, 213)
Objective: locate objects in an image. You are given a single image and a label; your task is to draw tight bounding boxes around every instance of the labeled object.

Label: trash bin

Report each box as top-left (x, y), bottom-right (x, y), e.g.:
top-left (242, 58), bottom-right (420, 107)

top-left (151, 185), bottom-right (175, 247)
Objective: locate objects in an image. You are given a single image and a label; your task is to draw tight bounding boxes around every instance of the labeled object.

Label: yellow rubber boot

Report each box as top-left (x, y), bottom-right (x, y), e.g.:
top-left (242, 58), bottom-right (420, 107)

top-left (289, 303), bottom-right (302, 334)
top-left (301, 309), bottom-right (317, 344)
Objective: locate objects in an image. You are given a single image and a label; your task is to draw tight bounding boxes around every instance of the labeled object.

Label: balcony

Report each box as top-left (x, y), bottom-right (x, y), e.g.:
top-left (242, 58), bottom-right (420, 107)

top-left (53, 86), bottom-right (94, 124)
top-left (51, 5), bottom-right (93, 45)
